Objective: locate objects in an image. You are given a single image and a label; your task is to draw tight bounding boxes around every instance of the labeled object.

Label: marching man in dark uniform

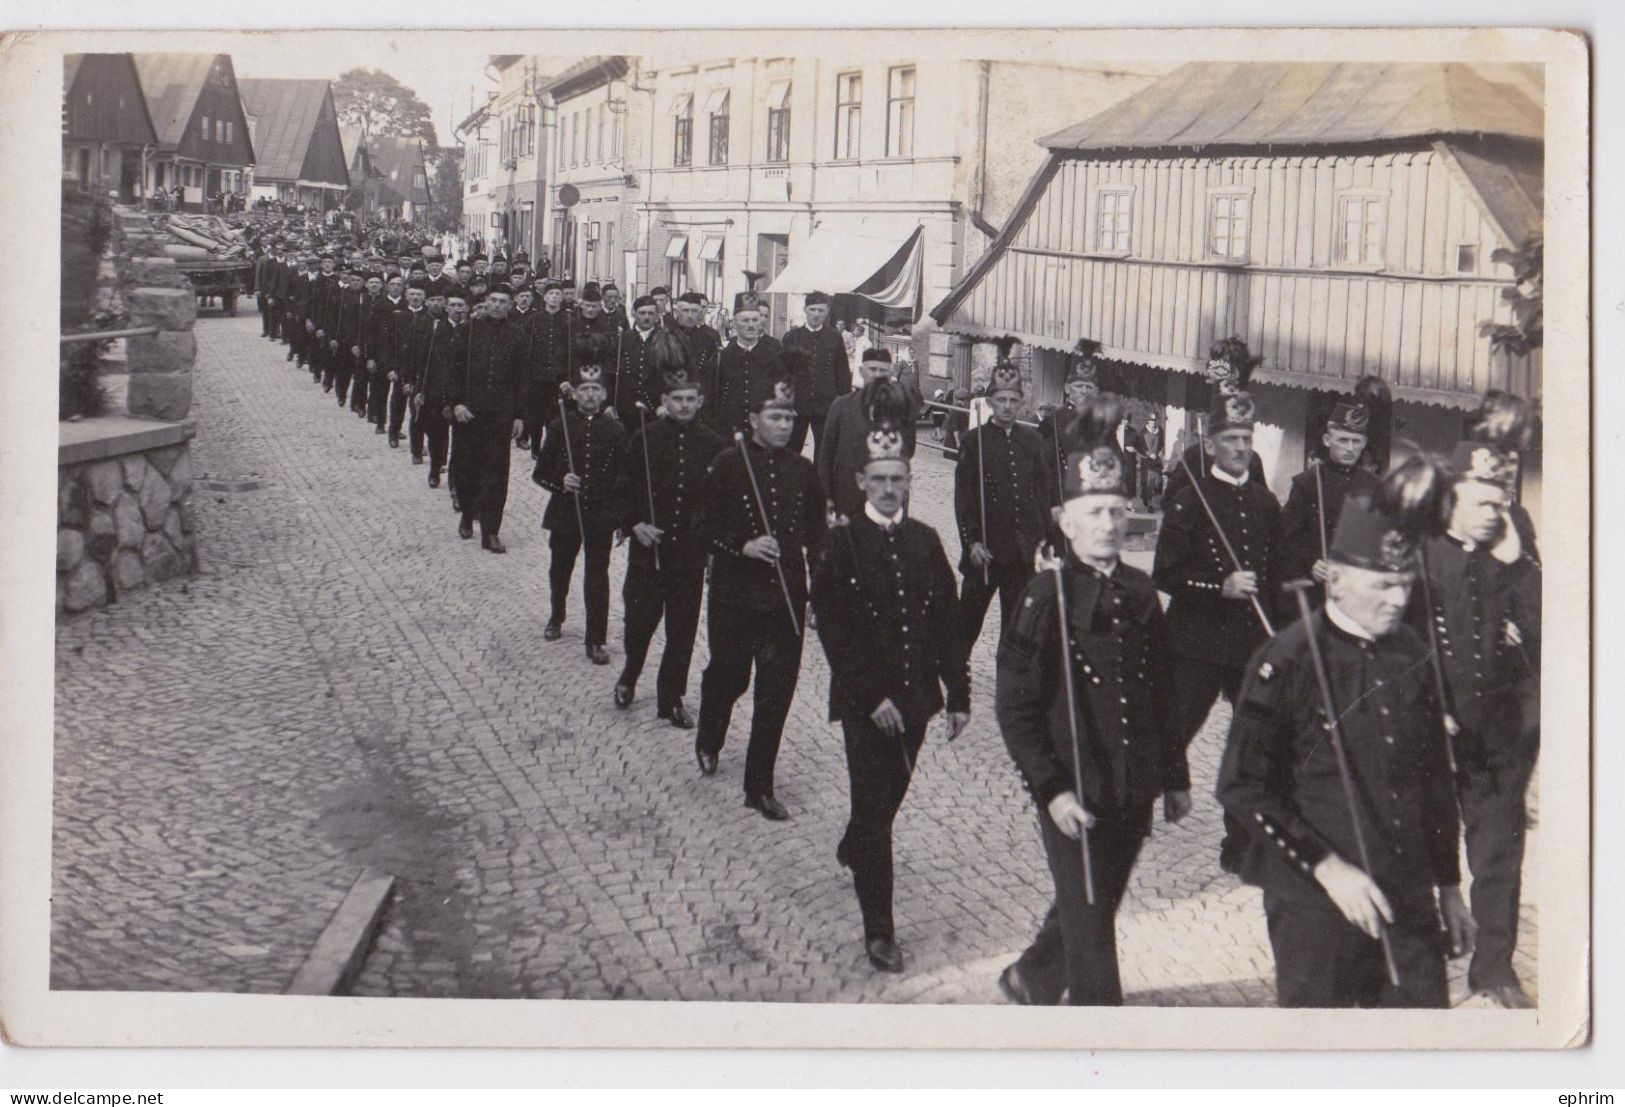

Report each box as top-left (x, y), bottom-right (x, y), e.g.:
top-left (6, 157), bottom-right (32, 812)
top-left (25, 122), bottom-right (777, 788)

top-left (811, 412), bottom-right (971, 973)
top-left (1163, 337), bottom-right (1269, 501)
top-left (1219, 481), bottom-right (1475, 1008)
top-left (954, 356), bottom-right (1055, 649)
top-left (782, 291), bottom-right (852, 457)
top-left (1279, 398), bottom-right (1381, 610)
top-left (1152, 387), bottom-right (1283, 871)
top-left (390, 280), bottom-right (432, 456)
top-left (613, 296), bottom-right (667, 423)
top-left (410, 288), bottom-right (460, 490)
top-left (613, 362), bottom-right (727, 725)
top-left (534, 361), bottom-right (625, 663)
top-left (709, 299), bottom-right (784, 434)
top-left (1410, 403), bottom-right (1541, 1008)
top-left (526, 281), bottom-right (574, 455)
top-left (1036, 346), bottom-right (1103, 513)
top-left (694, 375), bottom-right (827, 820)
top-left (379, 274), bottom-right (409, 444)
top-left (363, 274), bottom-right (402, 434)
top-left (817, 350), bottom-right (916, 522)
top-left (995, 400), bottom-right (1191, 1006)
top-left (447, 284), bottom-right (528, 552)
top-left (671, 291), bottom-right (721, 401)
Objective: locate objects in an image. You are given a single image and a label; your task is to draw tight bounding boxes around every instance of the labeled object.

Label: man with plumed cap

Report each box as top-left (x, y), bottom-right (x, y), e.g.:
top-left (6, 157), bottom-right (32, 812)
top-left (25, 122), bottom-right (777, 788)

top-left (670, 291), bottom-right (722, 404)
top-left (694, 373), bottom-right (828, 820)
top-left (410, 286), bottom-right (460, 489)
top-left (811, 411), bottom-right (970, 973)
top-left (447, 283), bottom-right (529, 553)
top-left (1163, 337), bottom-right (1269, 502)
top-left (817, 350), bottom-right (917, 522)
top-left (534, 360), bottom-right (626, 662)
top-left (1279, 398), bottom-right (1381, 610)
top-left (996, 415), bottom-right (1192, 1006)
top-left (781, 291), bottom-right (853, 457)
top-left (391, 279), bottom-right (435, 463)
top-left (954, 356), bottom-right (1055, 649)
top-left (613, 365), bottom-right (727, 725)
top-left (1219, 482), bottom-right (1474, 1008)
top-left (1151, 386), bottom-right (1283, 872)
top-left (1406, 412), bottom-right (1541, 1007)
top-left (709, 299), bottom-right (785, 434)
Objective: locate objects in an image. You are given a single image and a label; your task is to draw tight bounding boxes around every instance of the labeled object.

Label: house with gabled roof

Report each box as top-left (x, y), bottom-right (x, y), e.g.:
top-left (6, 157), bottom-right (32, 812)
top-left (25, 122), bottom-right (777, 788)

top-left (238, 78), bottom-right (349, 212)
top-left (62, 53), bottom-right (158, 202)
top-left (132, 52), bottom-right (255, 210)
top-left (930, 61), bottom-right (1543, 508)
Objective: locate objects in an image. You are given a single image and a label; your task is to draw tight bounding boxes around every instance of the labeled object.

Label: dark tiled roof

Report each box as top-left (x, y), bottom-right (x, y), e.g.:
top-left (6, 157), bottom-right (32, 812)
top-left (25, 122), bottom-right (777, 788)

top-left (240, 79), bottom-right (344, 184)
top-left (132, 52), bottom-right (217, 147)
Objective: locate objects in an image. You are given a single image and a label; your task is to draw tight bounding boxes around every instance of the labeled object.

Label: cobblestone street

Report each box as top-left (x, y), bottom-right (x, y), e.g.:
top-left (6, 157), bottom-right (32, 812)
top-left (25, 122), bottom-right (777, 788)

top-left (51, 311), bottom-right (1537, 1006)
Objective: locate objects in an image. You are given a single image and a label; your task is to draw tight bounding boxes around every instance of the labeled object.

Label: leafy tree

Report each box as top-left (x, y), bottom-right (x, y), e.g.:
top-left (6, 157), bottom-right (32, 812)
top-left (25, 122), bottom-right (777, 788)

top-left (333, 68), bottom-right (438, 148)
top-left (1479, 233), bottom-right (1542, 358)
top-left (428, 147), bottom-right (464, 233)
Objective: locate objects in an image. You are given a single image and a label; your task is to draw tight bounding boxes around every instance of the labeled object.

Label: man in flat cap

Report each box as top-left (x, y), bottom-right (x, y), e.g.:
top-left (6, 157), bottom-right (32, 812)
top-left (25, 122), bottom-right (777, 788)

top-left (447, 283), bottom-right (529, 552)
top-left (781, 291), bottom-right (853, 458)
top-left (710, 300), bottom-right (785, 434)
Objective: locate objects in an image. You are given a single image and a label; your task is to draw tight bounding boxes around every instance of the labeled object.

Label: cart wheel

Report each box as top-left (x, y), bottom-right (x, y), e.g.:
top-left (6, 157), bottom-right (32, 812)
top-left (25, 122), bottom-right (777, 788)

top-left (226, 291), bottom-right (238, 316)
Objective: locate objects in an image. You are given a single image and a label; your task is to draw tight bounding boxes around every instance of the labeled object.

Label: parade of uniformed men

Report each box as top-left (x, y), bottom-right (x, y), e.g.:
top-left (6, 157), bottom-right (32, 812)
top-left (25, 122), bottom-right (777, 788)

top-left (236, 218), bottom-right (1547, 1006)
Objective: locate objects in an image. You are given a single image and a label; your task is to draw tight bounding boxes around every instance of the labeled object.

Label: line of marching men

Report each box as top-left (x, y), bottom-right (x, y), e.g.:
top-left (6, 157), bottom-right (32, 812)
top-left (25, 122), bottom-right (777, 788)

top-left (250, 238), bottom-right (1542, 1008)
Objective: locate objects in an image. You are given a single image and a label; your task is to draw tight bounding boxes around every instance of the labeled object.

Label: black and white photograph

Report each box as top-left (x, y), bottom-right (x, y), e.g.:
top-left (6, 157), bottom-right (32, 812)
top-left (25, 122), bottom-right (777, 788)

top-left (0, 24), bottom-right (1591, 1054)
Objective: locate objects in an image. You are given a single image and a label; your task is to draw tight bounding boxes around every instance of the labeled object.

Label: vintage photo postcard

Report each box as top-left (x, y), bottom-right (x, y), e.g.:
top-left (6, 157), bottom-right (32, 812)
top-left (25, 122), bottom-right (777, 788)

top-left (0, 24), bottom-right (1590, 1050)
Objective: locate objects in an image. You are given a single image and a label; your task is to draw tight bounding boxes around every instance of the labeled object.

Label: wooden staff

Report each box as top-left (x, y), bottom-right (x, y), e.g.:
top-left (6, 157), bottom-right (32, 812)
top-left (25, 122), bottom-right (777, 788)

top-left (634, 401), bottom-right (661, 572)
top-left (1177, 453), bottom-right (1275, 637)
top-left (556, 397), bottom-right (588, 539)
top-left (733, 431), bottom-right (802, 638)
top-left (1313, 459), bottom-right (1330, 565)
top-left (1285, 580), bottom-right (1399, 987)
top-left (976, 417), bottom-right (990, 588)
top-left (1049, 545), bottom-right (1096, 905)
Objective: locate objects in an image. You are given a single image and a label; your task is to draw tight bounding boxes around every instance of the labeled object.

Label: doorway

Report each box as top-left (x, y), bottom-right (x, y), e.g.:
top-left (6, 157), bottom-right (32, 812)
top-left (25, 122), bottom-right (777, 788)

top-left (756, 233), bottom-right (789, 336)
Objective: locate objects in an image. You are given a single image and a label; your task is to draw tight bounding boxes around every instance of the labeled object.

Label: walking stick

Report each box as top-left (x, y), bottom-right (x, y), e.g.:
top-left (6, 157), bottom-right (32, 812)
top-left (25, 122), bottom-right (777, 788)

top-left (733, 431), bottom-right (802, 638)
top-left (1048, 544), bottom-right (1096, 906)
top-left (634, 401), bottom-right (662, 572)
top-left (613, 328), bottom-right (624, 417)
top-left (1176, 453), bottom-right (1276, 637)
top-left (556, 398), bottom-right (589, 539)
top-left (976, 419), bottom-right (990, 588)
top-left (1313, 459), bottom-right (1330, 565)
top-left (1285, 580), bottom-right (1400, 987)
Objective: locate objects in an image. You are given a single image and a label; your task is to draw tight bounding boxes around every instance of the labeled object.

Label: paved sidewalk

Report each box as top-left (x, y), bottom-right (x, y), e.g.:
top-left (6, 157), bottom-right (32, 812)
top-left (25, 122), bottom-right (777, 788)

top-left (52, 313), bottom-right (1537, 1005)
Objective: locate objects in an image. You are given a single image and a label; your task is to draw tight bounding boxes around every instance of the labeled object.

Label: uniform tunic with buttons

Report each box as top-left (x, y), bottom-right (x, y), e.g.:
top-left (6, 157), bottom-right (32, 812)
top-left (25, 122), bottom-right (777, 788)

top-left (1279, 462), bottom-right (1379, 603)
top-left (811, 514), bottom-right (971, 732)
top-left (672, 323), bottom-right (722, 407)
top-left (537, 409), bottom-right (626, 536)
top-left (1217, 613), bottom-right (1461, 923)
top-left (953, 422), bottom-right (1055, 573)
top-left (615, 416), bottom-right (727, 569)
top-left (698, 438), bottom-right (827, 612)
top-left (996, 560), bottom-right (1189, 821)
top-left (710, 337), bottom-right (786, 434)
top-left (614, 326), bottom-right (666, 423)
top-left (1152, 471), bottom-right (1283, 664)
top-left (782, 324), bottom-right (853, 420)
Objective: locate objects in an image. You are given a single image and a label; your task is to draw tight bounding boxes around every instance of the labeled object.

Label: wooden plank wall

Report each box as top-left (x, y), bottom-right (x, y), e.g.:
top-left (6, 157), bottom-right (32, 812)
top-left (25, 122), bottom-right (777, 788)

top-left (954, 149), bottom-right (1537, 399)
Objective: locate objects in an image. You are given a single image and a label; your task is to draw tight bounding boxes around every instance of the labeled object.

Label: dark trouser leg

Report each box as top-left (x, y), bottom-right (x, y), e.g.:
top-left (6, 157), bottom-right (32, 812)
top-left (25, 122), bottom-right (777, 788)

top-left (1460, 755), bottom-right (1536, 991)
top-left (996, 556), bottom-right (1035, 636)
top-left (448, 422), bottom-right (466, 496)
top-left (957, 562), bottom-right (1002, 652)
top-left (839, 716), bottom-right (926, 941)
top-left (408, 396), bottom-right (425, 457)
top-left (476, 425), bottom-right (511, 536)
top-left (1013, 902), bottom-right (1069, 1005)
top-left (350, 365), bottom-right (368, 413)
top-left (1264, 895), bottom-right (1449, 1009)
top-left (548, 526), bottom-right (582, 625)
top-left (1038, 807), bottom-right (1148, 1006)
top-left (320, 346), bottom-right (337, 390)
top-left (582, 527), bottom-right (613, 648)
top-left (696, 603), bottom-right (759, 760)
top-left (808, 415), bottom-right (827, 464)
top-left (423, 408), bottom-right (450, 476)
top-left (388, 379), bottom-right (408, 438)
top-left (654, 561), bottom-right (707, 708)
top-left (789, 415), bottom-right (810, 455)
top-left (742, 615), bottom-right (805, 798)
top-left (368, 371), bottom-right (388, 425)
top-left (1170, 655), bottom-right (1227, 750)
top-left (334, 355), bottom-right (353, 406)
top-left (620, 547), bottom-right (664, 686)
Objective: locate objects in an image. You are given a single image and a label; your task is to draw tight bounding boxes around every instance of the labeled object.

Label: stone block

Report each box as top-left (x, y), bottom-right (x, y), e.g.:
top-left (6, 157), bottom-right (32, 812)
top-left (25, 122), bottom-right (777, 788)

top-left (127, 287), bottom-right (196, 331)
top-left (86, 460), bottom-right (123, 506)
top-left (167, 450), bottom-right (192, 500)
top-left (147, 444), bottom-right (183, 476)
top-left (58, 528), bottom-right (84, 573)
top-left (139, 472), bottom-right (171, 529)
top-left (126, 330), bottom-right (196, 375)
top-left (128, 258), bottom-right (182, 288)
top-left (62, 560), bottom-right (106, 613)
top-left (86, 510), bottom-right (116, 563)
top-left (126, 371), bottom-right (192, 421)
top-left (58, 473), bottom-right (90, 528)
top-left (163, 505), bottom-right (185, 550)
top-left (178, 498), bottom-right (197, 534)
top-left (141, 532), bottom-right (185, 583)
top-left (113, 550), bottom-right (145, 592)
top-left (114, 495), bottom-right (144, 549)
top-left (120, 453), bottom-right (147, 492)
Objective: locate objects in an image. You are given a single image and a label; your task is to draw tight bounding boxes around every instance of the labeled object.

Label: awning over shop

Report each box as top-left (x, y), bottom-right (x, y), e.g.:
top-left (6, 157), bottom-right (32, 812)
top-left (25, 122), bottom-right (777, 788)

top-left (664, 235), bottom-right (690, 260)
top-left (699, 235), bottom-right (725, 261)
top-left (763, 224), bottom-right (923, 310)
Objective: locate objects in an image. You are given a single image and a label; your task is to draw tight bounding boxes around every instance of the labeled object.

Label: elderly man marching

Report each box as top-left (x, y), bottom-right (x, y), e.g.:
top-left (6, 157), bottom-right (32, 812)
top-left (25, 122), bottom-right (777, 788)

top-left (1218, 470), bottom-right (1475, 1008)
top-left (811, 411), bottom-right (971, 974)
top-left (995, 397), bottom-right (1191, 1006)
top-left (1409, 398), bottom-right (1542, 1008)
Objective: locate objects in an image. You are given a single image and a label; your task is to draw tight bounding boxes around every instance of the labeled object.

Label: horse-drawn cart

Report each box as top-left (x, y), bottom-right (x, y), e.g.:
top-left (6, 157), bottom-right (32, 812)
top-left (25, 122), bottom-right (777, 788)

top-left (175, 256), bottom-right (252, 316)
